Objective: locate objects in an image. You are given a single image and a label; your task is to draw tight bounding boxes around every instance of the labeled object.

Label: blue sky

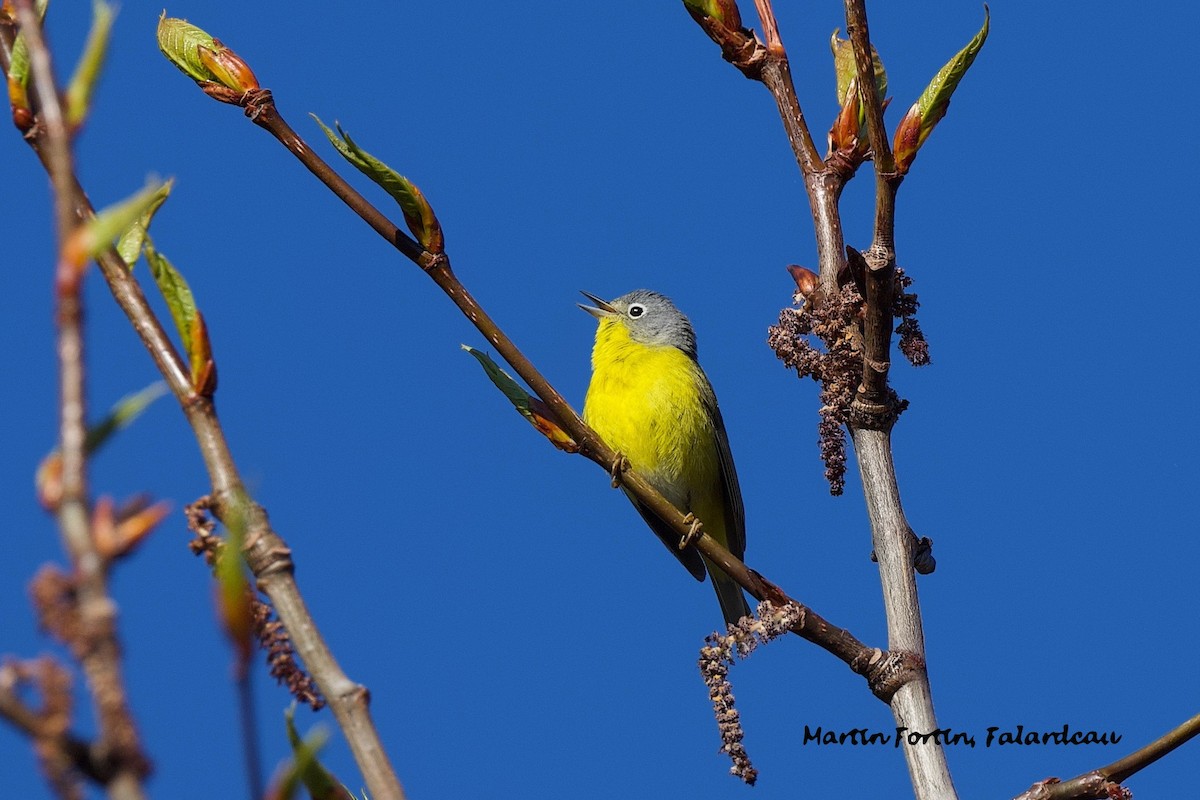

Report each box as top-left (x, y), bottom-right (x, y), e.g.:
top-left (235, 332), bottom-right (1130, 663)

top-left (3, 1), bottom-right (1198, 797)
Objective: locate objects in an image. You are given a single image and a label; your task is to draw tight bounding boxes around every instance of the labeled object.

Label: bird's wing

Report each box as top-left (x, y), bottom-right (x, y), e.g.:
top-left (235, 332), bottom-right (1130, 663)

top-left (626, 490), bottom-right (707, 581)
top-left (703, 391), bottom-right (747, 560)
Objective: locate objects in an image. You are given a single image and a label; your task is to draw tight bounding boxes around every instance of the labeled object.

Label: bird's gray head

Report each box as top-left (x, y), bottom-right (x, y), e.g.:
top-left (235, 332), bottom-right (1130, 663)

top-left (579, 289), bottom-right (697, 358)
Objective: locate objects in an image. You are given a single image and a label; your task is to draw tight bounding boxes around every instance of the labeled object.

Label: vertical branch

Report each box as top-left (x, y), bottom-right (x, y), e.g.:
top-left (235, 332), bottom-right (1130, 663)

top-left (844, 0), bottom-right (897, 253)
top-left (841, 3), bottom-right (954, 799)
top-left (14, 3), bottom-right (149, 799)
top-left (750, 0), bottom-right (848, 300)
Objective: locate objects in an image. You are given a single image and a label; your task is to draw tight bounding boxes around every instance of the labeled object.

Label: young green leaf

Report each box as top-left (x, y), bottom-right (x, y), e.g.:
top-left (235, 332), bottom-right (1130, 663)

top-left (893, 6), bottom-right (989, 173)
top-left (284, 708), bottom-right (355, 800)
top-left (830, 29), bottom-right (887, 108)
top-left (311, 115), bottom-right (445, 253)
top-left (828, 30), bottom-right (887, 155)
top-left (66, 181), bottom-right (170, 268)
top-left (65, 1), bottom-right (115, 127)
top-left (144, 243), bottom-right (217, 395)
top-left (116, 180), bottom-right (173, 268)
top-left (157, 14), bottom-right (259, 93)
top-left (84, 382), bottom-right (169, 454)
top-left (6, 0), bottom-right (50, 93)
top-left (463, 345), bottom-right (578, 453)
top-left (37, 382), bottom-right (168, 510)
top-left (682, 0), bottom-right (741, 30)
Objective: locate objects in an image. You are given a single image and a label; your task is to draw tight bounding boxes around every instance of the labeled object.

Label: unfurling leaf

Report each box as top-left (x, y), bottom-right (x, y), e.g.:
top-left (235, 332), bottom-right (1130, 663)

top-left (84, 382), bottom-right (170, 454)
top-left (37, 383), bottom-right (169, 511)
top-left (828, 30), bottom-right (887, 155)
top-left (682, 0), bottom-right (741, 30)
top-left (893, 6), bottom-right (989, 173)
top-left (5, 0), bottom-right (49, 91)
top-left (64, 181), bottom-right (170, 271)
top-left (144, 244), bottom-right (217, 396)
top-left (157, 14), bottom-right (259, 95)
top-left (5, 0), bottom-right (48, 129)
top-left (311, 115), bottom-right (445, 254)
top-left (463, 345), bottom-right (578, 453)
top-left (830, 29), bottom-right (887, 108)
top-left (283, 707), bottom-right (355, 800)
top-left (93, 496), bottom-right (171, 560)
top-left (116, 180), bottom-right (173, 268)
top-left (65, 1), bottom-right (116, 126)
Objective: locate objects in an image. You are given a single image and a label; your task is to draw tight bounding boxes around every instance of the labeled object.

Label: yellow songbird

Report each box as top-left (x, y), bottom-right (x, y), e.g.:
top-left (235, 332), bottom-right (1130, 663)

top-left (580, 290), bottom-right (751, 627)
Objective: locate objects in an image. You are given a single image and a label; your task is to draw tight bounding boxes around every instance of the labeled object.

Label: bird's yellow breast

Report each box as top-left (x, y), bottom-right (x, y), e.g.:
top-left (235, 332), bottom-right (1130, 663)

top-left (583, 318), bottom-right (719, 509)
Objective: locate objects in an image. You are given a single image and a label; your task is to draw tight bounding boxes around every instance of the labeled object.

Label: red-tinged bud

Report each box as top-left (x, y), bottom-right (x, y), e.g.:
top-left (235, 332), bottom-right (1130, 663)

top-left (787, 265), bottom-right (818, 299)
top-left (683, 0), bottom-right (742, 31)
top-left (8, 73), bottom-right (32, 132)
top-left (105, 500), bottom-right (171, 560)
top-left (892, 103), bottom-right (922, 174)
top-left (196, 41), bottom-right (260, 93)
top-left (92, 496), bottom-right (118, 558)
top-left (189, 313), bottom-right (218, 397)
top-left (828, 79), bottom-right (861, 154)
top-left (528, 397), bottom-right (579, 453)
top-left (158, 15), bottom-right (260, 102)
top-left (35, 452), bottom-right (63, 511)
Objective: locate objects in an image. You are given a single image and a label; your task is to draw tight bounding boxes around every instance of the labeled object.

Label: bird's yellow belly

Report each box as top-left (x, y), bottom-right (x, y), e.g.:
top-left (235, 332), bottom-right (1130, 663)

top-left (583, 344), bottom-right (718, 510)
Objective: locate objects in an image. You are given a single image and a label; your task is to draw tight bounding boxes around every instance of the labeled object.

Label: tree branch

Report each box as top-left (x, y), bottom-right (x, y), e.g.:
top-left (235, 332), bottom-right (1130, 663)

top-left (231, 89), bottom-right (903, 690)
top-left (0, 20), bottom-right (405, 800)
top-left (12, 5), bottom-right (149, 798)
top-left (839, 4), bottom-right (953, 798)
top-left (1012, 712), bottom-right (1200, 800)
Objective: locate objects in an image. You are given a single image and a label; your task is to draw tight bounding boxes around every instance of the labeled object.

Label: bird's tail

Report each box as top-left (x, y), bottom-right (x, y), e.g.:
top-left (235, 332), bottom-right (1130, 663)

top-left (705, 558), bottom-right (753, 628)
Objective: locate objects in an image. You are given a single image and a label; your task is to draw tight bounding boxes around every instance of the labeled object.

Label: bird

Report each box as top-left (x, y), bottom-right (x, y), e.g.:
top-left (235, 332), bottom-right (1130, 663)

top-left (580, 289), bottom-right (751, 627)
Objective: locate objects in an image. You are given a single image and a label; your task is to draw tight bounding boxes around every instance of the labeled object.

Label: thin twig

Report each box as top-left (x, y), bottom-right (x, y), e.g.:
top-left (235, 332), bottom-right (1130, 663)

top-left (238, 94), bottom-right (905, 688)
top-left (1012, 712), bottom-right (1200, 800)
top-left (751, 0), bottom-right (783, 54)
top-left (843, 0), bottom-right (900, 405)
top-left (237, 672), bottom-right (264, 800)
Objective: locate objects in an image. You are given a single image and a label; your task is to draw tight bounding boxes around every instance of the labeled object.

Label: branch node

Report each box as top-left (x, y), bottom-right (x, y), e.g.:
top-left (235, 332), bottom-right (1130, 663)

top-left (863, 650), bottom-right (924, 703)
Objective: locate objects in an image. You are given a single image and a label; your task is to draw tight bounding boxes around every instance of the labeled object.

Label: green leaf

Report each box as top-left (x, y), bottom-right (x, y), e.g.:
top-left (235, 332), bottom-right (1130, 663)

top-left (311, 115), bottom-right (444, 253)
top-left (463, 345), bottom-right (535, 416)
top-left (156, 14), bottom-right (219, 84)
top-left (462, 346), bottom-right (578, 452)
top-left (84, 382), bottom-right (169, 455)
top-left (116, 180), bottom-right (173, 268)
top-left (284, 708), bottom-right (355, 800)
top-left (83, 181), bottom-right (171, 261)
top-left (6, 0), bottom-right (50, 93)
top-left (144, 242), bottom-right (215, 394)
top-left (65, 1), bottom-right (116, 127)
top-left (830, 29), bottom-right (887, 108)
top-left (682, 0), bottom-right (740, 28)
top-left (912, 6), bottom-right (989, 150)
top-left (144, 243), bottom-right (198, 353)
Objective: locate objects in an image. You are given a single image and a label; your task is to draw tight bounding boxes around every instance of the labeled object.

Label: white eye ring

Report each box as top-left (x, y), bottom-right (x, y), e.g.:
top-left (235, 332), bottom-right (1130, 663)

top-left (628, 304), bottom-right (646, 319)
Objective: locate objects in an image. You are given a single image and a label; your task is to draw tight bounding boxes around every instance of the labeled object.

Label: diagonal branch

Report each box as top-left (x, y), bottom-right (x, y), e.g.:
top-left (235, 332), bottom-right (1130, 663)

top-left (232, 92), bottom-right (910, 692)
top-left (1012, 712), bottom-right (1200, 800)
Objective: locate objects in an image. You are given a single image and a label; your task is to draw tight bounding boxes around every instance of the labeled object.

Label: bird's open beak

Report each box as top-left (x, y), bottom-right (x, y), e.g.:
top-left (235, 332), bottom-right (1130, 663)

top-left (578, 291), bottom-right (616, 319)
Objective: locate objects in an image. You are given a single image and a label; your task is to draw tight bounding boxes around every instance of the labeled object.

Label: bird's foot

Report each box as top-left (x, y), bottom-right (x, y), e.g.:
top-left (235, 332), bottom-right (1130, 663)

top-left (678, 513), bottom-right (704, 550)
top-left (609, 453), bottom-right (631, 488)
